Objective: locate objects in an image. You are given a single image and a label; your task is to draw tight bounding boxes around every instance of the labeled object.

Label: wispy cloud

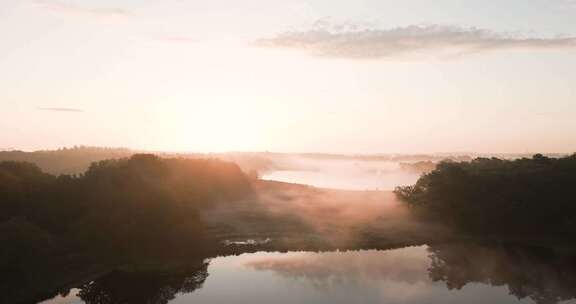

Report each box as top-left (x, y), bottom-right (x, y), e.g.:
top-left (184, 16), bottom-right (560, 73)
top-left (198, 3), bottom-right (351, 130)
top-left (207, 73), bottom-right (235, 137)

top-left (255, 23), bottom-right (576, 60)
top-left (38, 107), bottom-right (83, 113)
top-left (32, 0), bottom-right (131, 17)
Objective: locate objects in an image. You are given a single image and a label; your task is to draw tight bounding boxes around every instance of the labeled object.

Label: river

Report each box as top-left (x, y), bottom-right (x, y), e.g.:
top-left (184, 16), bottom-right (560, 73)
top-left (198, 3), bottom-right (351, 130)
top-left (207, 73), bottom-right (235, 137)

top-left (41, 243), bottom-right (576, 304)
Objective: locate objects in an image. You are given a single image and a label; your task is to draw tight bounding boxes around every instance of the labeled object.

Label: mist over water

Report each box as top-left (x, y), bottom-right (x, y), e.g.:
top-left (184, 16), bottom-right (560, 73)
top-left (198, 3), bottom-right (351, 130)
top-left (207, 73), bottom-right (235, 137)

top-left (42, 244), bottom-right (576, 304)
top-left (31, 153), bottom-right (576, 304)
top-left (262, 158), bottom-right (421, 190)
top-left (3, 0), bottom-right (576, 301)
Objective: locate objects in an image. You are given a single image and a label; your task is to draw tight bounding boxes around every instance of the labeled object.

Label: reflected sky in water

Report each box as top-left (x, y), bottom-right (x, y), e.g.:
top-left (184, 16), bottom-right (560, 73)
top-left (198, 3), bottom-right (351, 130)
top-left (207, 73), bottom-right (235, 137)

top-left (41, 245), bottom-right (576, 304)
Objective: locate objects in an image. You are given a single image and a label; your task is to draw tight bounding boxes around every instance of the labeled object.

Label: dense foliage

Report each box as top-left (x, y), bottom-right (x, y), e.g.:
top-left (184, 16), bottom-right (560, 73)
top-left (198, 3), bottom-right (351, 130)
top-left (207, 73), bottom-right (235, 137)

top-left (395, 154), bottom-right (576, 235)
top-left (0, 154), bottom-right (252, 302)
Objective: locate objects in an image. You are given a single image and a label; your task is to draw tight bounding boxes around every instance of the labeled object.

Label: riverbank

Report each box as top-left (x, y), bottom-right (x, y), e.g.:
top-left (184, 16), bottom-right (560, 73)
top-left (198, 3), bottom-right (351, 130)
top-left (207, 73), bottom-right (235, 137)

top-left (9, 178), bottom-right (576, 304)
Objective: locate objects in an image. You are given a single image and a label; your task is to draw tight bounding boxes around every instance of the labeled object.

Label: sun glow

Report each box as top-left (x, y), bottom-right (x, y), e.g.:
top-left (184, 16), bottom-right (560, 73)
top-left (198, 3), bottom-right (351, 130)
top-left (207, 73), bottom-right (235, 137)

top-left (148, 96), bottom-right (276, 152)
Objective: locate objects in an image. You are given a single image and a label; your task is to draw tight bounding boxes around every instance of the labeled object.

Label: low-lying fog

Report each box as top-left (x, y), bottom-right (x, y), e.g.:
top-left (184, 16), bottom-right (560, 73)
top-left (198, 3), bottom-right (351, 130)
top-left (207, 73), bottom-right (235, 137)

top-left (261, 157), bottom-right (422, 190)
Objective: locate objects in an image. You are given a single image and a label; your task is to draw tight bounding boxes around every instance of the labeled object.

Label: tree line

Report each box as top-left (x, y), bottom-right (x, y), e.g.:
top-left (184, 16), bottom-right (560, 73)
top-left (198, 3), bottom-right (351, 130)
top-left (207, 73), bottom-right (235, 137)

top-left (0, 154), bottom-right (253, 302)
top-left (395, 154), bottom-right (576, 236)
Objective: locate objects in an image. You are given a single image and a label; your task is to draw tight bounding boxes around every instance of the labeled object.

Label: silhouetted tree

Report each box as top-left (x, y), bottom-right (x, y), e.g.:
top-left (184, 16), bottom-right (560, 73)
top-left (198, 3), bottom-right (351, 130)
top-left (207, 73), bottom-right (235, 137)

top-left (0, 154), bottom-right (253, 303)
top-left (395, 154), bottom-right (576, 235)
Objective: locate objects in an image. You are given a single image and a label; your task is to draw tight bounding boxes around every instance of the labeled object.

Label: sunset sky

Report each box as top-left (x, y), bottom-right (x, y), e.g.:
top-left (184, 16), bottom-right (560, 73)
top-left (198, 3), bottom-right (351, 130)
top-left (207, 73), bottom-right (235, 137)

top-left (1, 0), bottom-right (575, 153)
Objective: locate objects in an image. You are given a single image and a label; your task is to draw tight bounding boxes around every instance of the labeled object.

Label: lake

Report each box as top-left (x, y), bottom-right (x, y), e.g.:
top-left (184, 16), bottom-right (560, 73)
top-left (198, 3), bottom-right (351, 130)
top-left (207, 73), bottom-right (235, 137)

top-left (41, 243), bottom-right (576, 304)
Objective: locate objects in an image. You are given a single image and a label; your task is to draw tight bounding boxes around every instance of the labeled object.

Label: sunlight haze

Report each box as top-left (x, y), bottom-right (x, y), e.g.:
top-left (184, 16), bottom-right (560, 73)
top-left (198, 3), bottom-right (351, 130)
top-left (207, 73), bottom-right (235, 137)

top-left (1, 0), bottom-right (576, 153)
top-left (4, 2), bottom-right (576, 304)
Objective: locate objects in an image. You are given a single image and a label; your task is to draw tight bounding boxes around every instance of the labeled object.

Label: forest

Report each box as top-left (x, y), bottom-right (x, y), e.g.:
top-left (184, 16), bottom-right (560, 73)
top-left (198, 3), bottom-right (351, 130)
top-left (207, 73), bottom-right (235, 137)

top-left (3, 152), bottom-right (576, 303)
top-left (395, 154), bottom-right (576, 239)
top-left (0, 154), bottom-right (255, 302)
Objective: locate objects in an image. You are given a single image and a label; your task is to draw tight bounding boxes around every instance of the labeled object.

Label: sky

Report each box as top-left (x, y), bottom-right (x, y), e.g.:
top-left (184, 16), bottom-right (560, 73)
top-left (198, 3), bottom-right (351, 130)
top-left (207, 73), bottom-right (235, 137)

top-left (1, 0), bottom-right (575, 154)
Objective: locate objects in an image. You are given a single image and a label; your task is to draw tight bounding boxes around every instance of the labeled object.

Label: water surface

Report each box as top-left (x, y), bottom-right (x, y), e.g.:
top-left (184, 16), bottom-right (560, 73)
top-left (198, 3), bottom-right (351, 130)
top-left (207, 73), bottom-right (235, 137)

top-left (41, 244), bottom-right (576, 304)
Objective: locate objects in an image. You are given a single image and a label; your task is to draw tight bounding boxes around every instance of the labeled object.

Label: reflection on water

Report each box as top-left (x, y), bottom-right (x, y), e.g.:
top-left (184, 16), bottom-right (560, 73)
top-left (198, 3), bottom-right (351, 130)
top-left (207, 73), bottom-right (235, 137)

top-left (428, 243), bottom-right (576, 304)
top-left (41, 243), bottom-right (576, 304)
top-left (40, 263), bottom-right (208, 304)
